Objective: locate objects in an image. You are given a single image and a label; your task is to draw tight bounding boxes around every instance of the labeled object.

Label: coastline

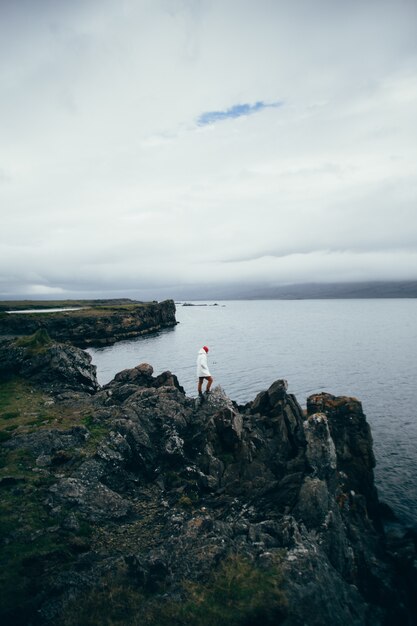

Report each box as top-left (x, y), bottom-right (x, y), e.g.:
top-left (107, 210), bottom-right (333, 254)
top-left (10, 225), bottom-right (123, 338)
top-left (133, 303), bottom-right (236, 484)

top-left (0, 332), bottom-right (416, 624)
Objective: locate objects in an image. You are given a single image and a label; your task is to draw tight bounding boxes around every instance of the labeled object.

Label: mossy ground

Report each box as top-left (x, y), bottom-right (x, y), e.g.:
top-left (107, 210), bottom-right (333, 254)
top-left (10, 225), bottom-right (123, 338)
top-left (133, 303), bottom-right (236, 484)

top-left (0, 299), bottom-right (146, 312)
top-left (14, 328), bottom-right (52, 352)
top-left (1, 373), bottom-right (287, 626)
top-left (0, 377), bottom-right (109, 440)
top-left (1, 302), bottom-right (151, 319)
top-left (0, 377), bottom-right (108, 622)
top-left (62, 554), bottom-right (287, 626)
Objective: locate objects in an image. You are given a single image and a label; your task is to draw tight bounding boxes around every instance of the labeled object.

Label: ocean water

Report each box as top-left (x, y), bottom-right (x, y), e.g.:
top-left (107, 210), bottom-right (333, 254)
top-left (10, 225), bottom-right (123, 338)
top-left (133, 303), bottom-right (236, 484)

top-left (86, 299), bottom-right (417, 529)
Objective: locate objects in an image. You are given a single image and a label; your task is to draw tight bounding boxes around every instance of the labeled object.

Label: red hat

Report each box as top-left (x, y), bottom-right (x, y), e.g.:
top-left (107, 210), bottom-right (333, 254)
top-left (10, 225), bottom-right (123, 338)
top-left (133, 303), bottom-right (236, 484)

top-left (203, 346), bottom-right (209, 352)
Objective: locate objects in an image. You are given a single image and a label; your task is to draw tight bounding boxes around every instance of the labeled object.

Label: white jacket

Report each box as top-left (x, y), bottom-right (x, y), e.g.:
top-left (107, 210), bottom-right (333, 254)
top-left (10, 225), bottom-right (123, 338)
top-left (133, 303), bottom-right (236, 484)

top-left (196, 348), bottom-right (211, 377)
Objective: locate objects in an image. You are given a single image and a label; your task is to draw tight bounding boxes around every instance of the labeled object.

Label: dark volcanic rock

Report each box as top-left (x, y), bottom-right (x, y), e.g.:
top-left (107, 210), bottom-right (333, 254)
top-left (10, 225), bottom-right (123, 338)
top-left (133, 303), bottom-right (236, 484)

top-left (307, 393), bottom-right (379, 520)
top-left (0, 335), bottom-right (99, 392)
top-left (1, 353), bottom-right (416, 626)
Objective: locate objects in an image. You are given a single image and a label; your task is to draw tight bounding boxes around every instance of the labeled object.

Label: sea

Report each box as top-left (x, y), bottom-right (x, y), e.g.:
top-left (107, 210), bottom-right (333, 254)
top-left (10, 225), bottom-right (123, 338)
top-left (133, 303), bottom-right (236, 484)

top-left (86, 299), bottom-right (417, 529)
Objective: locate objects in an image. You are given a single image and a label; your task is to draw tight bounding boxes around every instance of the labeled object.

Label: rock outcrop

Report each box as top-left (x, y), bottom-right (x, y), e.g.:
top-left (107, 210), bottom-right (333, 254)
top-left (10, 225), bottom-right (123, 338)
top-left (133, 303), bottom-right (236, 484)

top-left (0, 299), bottom-right (177, 347)
top-left (0, 332), bottom-right (99, 392)
top-left (0, 339), bottom-right (416, 626)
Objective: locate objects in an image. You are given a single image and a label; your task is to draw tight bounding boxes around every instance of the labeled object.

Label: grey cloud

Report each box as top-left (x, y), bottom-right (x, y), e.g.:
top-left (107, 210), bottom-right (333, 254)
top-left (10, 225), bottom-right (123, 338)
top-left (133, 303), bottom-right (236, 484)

top-left (0, 0), bottom-right (416, 298)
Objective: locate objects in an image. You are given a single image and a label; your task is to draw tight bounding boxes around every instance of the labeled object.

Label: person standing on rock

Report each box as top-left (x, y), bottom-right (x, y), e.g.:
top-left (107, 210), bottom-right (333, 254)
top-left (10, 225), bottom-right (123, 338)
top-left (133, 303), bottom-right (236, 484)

top-left (197, 345), bottom-right (213, 397)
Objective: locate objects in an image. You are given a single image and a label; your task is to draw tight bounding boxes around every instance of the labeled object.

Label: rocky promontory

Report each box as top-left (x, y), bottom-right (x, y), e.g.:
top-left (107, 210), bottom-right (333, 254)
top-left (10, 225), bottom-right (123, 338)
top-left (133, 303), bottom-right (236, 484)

top-left (0, 299), bottom-right (177, 347)
top-left (0, 334), bottom-right (416, 626)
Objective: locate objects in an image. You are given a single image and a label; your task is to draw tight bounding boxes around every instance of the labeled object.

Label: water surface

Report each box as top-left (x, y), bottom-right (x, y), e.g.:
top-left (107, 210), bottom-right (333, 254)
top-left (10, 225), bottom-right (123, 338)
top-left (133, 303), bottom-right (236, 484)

top-left (87, 299), bottom-right (417, 528)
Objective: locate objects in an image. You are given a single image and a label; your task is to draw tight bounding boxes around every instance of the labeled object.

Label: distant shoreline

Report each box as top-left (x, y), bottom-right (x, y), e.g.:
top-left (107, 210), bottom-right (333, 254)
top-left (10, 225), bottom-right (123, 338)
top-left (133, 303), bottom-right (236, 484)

top-left (1, 281), bottom-right (416, 303)
top-left (172, 280), bottom-right (417, 301)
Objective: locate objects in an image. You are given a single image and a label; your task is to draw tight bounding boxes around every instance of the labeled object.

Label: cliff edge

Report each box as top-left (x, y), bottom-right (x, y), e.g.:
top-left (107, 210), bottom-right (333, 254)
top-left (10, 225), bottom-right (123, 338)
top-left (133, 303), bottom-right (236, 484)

top-left (0, 299), bottom-right (177, 347)
top-left (0, 336), bottom-right (416, 626)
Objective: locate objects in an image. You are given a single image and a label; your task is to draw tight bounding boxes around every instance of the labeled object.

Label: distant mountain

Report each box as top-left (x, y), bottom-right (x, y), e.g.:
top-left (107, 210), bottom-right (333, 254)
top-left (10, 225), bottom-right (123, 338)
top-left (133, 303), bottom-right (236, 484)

top-left (232, 280), bottom-right (417, 300)
top-left (170, 280), bottom-right (417, 301)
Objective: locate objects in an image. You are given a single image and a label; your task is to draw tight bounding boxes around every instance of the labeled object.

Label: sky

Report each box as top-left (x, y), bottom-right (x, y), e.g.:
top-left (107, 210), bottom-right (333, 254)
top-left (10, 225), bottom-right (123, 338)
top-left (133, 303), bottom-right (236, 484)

top-left (1, 0), bottom-right (417, 300)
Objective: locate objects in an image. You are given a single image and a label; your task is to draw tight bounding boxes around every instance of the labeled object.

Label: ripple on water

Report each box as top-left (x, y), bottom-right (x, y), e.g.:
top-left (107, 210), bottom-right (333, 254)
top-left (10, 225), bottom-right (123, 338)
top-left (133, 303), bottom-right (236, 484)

top-left (87, 299), bottom-right (417, 528)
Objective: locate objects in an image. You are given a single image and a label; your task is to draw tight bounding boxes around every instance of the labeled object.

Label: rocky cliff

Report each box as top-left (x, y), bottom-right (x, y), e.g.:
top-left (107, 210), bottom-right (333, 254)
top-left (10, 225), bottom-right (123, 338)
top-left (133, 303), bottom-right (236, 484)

top-left (0, 336), bottom-right (416, 626)
top-left (0, 300), bottom-right (177, 347)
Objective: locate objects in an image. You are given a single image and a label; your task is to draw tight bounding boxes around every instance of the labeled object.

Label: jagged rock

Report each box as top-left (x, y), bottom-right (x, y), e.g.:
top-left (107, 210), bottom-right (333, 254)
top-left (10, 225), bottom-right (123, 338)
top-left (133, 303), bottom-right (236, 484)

top-left (3, 426), bottom-right (89, 456)
top-left (0, 335), bottom-right (99, 392)
top-left (49, 477), bottom-right (132, 521)
top-left (213, 406), bottom-right (243, 448)
top-left (112, 362), bottom-right (154, 385)
top-left (1, 350), bottom-right (416, 626)
top-left (307, 393), bottom-right (379, 520)
top-left (303, 412), bottom-right (337, 481)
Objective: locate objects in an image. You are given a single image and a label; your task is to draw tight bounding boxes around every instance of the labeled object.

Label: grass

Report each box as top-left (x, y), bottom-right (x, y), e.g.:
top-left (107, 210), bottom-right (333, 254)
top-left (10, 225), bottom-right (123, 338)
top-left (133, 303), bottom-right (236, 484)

top-left (62, 554), bottom-right (287, 626)
top-left (0, 477), bottom-right (89, 621)
top-left (82, 414), bottom-right (109, 450)
top-left (0, 376), bottom-right (112, 476)
top-left (15, 328), bottom-right (52, 353)
top-left (0, 378), bottom-right (77, 438)
top-left (1, 302), bottom-right (153, 318)
top-left (0, 377), bottom-right (107, 623)
top-left (0, 298), bottom-right (145, 312)
top-left (0, 440), bottom-right (91, 620)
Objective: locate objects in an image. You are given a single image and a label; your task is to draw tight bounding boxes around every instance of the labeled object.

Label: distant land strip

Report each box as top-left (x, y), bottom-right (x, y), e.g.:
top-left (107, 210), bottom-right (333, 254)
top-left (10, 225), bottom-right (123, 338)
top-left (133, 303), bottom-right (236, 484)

top-left (0, 299), bottom-right (177, 347)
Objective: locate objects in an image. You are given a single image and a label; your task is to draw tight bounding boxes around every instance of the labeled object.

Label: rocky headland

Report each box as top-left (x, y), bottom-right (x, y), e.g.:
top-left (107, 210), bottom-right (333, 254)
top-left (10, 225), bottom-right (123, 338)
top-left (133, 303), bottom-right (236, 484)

top-left (0, 299), bottom-right (177, 347)
top-left (0, 332), bottom-right (416, 626)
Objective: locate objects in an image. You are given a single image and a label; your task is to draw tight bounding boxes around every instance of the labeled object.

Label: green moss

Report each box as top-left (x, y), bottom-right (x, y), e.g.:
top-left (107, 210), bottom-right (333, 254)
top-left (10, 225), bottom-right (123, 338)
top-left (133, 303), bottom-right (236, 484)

top-left (0, 378), bottom-right (104, 440)
top-left (0, 475), bottom-right (75, 618)
top-left (81, 414), bottom-right (108, 450)
top-left (15, 328), bottom-right (52, 352)
top-left (0, 464), bottom-right (95, 622)
top-left (178, 495), bottom-right (193, 509)
top-left (168, 554), bottom-right (287, 626)
top-left (62, 554), bottom-right (287, 626)
top-left (2, 410), bottom-right (20, 420)
top-left (0, 378), bottom-right (108, 623)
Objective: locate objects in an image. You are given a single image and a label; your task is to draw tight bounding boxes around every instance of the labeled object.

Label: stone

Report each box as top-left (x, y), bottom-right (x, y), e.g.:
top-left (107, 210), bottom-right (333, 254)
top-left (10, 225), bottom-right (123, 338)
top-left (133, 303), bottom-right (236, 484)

top-left (1, 346), bottom-right (416, 626)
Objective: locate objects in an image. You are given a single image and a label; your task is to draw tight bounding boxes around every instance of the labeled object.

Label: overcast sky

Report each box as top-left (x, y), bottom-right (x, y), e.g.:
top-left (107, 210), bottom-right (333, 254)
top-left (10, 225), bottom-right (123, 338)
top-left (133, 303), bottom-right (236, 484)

top-left (1, 0), bottom-right (416, 299)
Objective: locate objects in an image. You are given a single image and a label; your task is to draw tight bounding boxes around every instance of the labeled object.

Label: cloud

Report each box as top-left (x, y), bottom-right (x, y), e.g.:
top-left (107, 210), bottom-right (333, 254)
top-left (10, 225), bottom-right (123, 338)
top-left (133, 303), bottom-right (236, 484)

top-left (27, 285), bottom-right (66, 295)
top-left (197, 101), bottom-right (282, 126)
top-left (0, 0), bottom-right (416, 299)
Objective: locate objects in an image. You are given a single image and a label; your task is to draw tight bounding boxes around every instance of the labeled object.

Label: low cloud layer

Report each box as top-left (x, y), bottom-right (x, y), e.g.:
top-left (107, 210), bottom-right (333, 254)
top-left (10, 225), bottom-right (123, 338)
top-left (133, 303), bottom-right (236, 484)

top-left (1, 0), bottom-right (416, 299)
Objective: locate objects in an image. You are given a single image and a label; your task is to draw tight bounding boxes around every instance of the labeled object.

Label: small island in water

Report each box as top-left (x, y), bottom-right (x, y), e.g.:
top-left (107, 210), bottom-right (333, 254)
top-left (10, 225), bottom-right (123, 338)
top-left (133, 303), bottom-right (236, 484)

top-left (0, 323), bottom-right (416, 626)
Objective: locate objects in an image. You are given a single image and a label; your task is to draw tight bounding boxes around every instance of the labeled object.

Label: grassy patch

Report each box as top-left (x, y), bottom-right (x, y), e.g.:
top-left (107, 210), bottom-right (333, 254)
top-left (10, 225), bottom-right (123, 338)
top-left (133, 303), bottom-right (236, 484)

top-left (3, 303), bottom-right (150, 320)
top-left (0, 299), bottom-right (146, 312)
top-left (0, 378), bottom-right (106, 439)
top-left (0, 471), bottom-right (85, 620)
top-left (168, 553), bottom-right (287, 626)
top-left (62, 554), bottom-right (287, 626)
top-left (0, 378), bottom-right (60, 436)
top-left (81, 414), bottom-right (109, 449)
top-left (15, 328), bottom-right (52, 353)
top-left (0, 449), bottom-right (94, 622)
top-left (0, 378), bottom-right (110, 623)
